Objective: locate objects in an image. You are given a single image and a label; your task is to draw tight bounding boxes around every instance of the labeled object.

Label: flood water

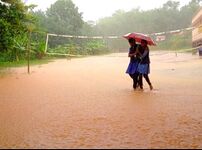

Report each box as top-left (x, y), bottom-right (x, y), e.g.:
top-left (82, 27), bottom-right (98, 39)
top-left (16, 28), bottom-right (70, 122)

top-left (0, 52), bottom-right (202, 148)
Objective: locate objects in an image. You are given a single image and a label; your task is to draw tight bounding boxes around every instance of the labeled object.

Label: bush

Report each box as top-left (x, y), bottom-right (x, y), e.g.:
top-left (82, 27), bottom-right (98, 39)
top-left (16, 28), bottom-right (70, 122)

top-left (48, 40), bottom-right (110, 56)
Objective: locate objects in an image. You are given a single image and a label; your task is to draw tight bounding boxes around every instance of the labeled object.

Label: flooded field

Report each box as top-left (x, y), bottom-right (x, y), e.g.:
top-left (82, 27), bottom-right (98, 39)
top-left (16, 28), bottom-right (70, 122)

top-left (0, 52), bottom-right (202, 148)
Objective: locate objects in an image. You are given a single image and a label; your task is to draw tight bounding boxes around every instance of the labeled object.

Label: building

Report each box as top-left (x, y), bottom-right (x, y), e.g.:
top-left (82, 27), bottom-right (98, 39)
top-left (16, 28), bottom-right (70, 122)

top-left (192, 7), bottom-right (202, 47)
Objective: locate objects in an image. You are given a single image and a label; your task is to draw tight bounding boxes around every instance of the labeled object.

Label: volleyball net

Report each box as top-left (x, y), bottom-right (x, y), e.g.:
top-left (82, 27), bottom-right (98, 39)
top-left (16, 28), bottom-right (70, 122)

top-left (44, 25), bottom-right (202, 57)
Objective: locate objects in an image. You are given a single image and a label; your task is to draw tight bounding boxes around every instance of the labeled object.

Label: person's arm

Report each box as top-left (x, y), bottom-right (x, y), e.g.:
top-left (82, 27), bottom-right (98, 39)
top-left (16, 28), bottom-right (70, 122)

top-left (135, 49), bottom-right (141, 56)
top-left (129, 45), bottom-right (141, 57)
top-left (128, 53), bottom-right (135, 57)
top-left (128, 47), bottom-right (136, 57)
top-left (140, 46), bottom-right (149, 59)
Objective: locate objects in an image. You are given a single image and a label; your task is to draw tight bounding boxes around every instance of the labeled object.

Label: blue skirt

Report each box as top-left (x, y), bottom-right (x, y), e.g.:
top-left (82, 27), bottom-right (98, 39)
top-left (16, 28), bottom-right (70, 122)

top-left (137, 63), bottom-right (150, 74)
top-left (126, 61), bottom-right (139, 74)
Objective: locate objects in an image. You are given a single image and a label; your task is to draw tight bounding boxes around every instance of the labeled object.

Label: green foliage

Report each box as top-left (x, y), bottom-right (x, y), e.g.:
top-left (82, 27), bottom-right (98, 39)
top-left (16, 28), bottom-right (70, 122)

top-left (48, 40), bottom-right (110, 56)
top-left (30, 32), bottom-right (47, 59)
top-left (95, 0), bottom-right (200, 35)
top-left (94, 0), bottom-right (201, 50)
top-left (31, 0), bottom-right (85, 52)
top-left (45, 0), bottom-right (83, 35)
top-left (84, 40), bottom-right (109, 55)
top-left (0, 0), bottom-right (201, 64)
top-left (155, 32), bottom-right (192, 50)
top-left (0, 57), bottom-right (53, 68)
top-left (31, 10), bottom-right (47, 32)
top-left (0, 0), bottom-right (37, 61)
top-left (0, 19), bottom-right (13, 51)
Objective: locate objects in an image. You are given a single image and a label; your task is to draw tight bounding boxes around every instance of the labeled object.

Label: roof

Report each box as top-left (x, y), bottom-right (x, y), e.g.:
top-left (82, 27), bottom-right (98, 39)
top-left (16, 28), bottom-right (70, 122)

top-left (192, 7), bottom-right (202, 24)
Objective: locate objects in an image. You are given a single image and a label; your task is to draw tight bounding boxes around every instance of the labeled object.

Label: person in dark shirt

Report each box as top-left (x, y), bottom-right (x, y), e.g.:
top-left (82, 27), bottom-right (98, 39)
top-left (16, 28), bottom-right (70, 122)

top-left (126, 38), bottom-right (142, 89)
top-left (137, 39), bottom-right (153, 90)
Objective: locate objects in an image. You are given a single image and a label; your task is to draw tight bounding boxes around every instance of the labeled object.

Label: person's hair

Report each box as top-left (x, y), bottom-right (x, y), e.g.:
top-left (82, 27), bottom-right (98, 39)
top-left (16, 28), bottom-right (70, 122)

top-left (141, 39), bottom-right (147, 44)
top-left (128, 38), bottom-right (135, 43)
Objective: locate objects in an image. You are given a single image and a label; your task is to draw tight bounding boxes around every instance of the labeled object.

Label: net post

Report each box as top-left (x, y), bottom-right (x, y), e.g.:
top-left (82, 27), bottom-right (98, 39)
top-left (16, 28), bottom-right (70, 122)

top-left (45, 33), bottom-right (49, 53)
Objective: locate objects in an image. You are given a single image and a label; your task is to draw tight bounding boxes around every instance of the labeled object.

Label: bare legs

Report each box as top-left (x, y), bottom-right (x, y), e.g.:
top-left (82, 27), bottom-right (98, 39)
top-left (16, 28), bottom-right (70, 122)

top-left (139, 74), bottom-right (153, 90)
top-left (129, 73), bottom-right (142, 89)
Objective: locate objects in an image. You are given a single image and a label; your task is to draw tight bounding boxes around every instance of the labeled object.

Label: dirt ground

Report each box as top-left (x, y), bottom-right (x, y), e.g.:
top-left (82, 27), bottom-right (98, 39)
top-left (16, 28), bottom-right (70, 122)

top-left (0, 51), bottom-right (202, 148)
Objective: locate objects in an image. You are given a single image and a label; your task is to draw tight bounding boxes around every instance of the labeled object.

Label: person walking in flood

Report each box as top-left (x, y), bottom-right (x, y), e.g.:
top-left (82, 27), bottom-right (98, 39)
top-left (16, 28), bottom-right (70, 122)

top-left (126, 38), bottom-right (142, 89)
top-left (137, 39), bottom-right (153, 90)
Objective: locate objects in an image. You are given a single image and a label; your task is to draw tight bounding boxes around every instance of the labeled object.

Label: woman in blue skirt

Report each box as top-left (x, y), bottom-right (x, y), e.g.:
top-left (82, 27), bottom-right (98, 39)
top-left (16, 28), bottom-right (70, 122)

top-left (126, 38), bottom-right (141, 89)
top-left (137, 39), bottom-right (153, 90)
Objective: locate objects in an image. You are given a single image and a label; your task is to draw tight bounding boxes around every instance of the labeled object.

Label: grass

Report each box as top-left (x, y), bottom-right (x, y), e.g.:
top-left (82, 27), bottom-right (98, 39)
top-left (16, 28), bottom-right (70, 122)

top-left (0, 57), bottom-right (54, 76)
top-left (0, 57), bottom-right (54, 68)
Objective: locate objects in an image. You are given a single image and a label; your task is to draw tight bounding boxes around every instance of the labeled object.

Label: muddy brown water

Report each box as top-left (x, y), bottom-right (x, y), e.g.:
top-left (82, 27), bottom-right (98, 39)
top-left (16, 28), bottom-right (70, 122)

top-left (0, 52), bottom-right (202, 148)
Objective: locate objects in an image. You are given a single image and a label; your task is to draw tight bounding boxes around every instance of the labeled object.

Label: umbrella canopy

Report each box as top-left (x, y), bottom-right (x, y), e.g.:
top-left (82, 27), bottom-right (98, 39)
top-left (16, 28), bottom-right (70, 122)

top-left (123, 32), bottom-right (156, 46)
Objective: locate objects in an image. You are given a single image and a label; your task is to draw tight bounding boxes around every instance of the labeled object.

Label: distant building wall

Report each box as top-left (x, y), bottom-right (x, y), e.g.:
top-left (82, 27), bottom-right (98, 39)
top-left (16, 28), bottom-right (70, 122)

top-left (192, 7), bottom-right (202, 47)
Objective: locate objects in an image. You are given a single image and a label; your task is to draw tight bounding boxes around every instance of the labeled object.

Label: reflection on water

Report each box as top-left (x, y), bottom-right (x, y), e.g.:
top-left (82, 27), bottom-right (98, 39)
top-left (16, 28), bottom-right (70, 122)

top-left (0, 52), bottom-right (202, 148)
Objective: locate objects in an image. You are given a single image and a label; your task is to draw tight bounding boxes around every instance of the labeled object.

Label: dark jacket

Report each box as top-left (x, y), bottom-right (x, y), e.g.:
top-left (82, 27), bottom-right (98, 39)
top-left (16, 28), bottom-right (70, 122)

top-left (139, 45), bottom-right (150, 64)
top-left (129, 44), bottom-right (141, 63)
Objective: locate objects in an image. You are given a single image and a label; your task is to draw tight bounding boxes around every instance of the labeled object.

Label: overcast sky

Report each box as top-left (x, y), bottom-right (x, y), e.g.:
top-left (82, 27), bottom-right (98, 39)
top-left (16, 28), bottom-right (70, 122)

top-left (25, 0), bottom-right (192, 21)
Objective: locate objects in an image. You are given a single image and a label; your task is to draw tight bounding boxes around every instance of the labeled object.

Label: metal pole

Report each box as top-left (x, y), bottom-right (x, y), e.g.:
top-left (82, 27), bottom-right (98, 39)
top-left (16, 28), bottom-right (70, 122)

top-left (27, 31), bottom-right (31, 74)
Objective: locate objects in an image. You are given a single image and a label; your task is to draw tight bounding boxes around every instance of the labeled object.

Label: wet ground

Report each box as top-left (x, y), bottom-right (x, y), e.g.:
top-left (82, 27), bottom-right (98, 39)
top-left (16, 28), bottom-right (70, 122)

top-left (0, 52), bottom-right (202, 148)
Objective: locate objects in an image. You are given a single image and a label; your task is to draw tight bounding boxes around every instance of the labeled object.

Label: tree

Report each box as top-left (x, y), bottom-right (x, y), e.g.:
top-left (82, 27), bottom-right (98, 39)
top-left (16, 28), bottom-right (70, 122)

top-left (93, 0), bottom-right (201, 51)
top-left (0, 0), bottom-right (37, 61)
top-left (31, 10), bottom-right (47, 32)
top-left (0, 0), bottom-right (26, 51)
top-left (45, 0), bottom-right (83, 35)
top-left (163, 0), bottom-right (180, 10)
top-left (179, 0), bottom-right (201, 27)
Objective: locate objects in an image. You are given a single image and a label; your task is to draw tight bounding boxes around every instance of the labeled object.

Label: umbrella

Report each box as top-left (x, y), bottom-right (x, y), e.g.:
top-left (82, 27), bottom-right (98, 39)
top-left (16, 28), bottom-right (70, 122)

top-left (123, 32), bottom-right (156, 46)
